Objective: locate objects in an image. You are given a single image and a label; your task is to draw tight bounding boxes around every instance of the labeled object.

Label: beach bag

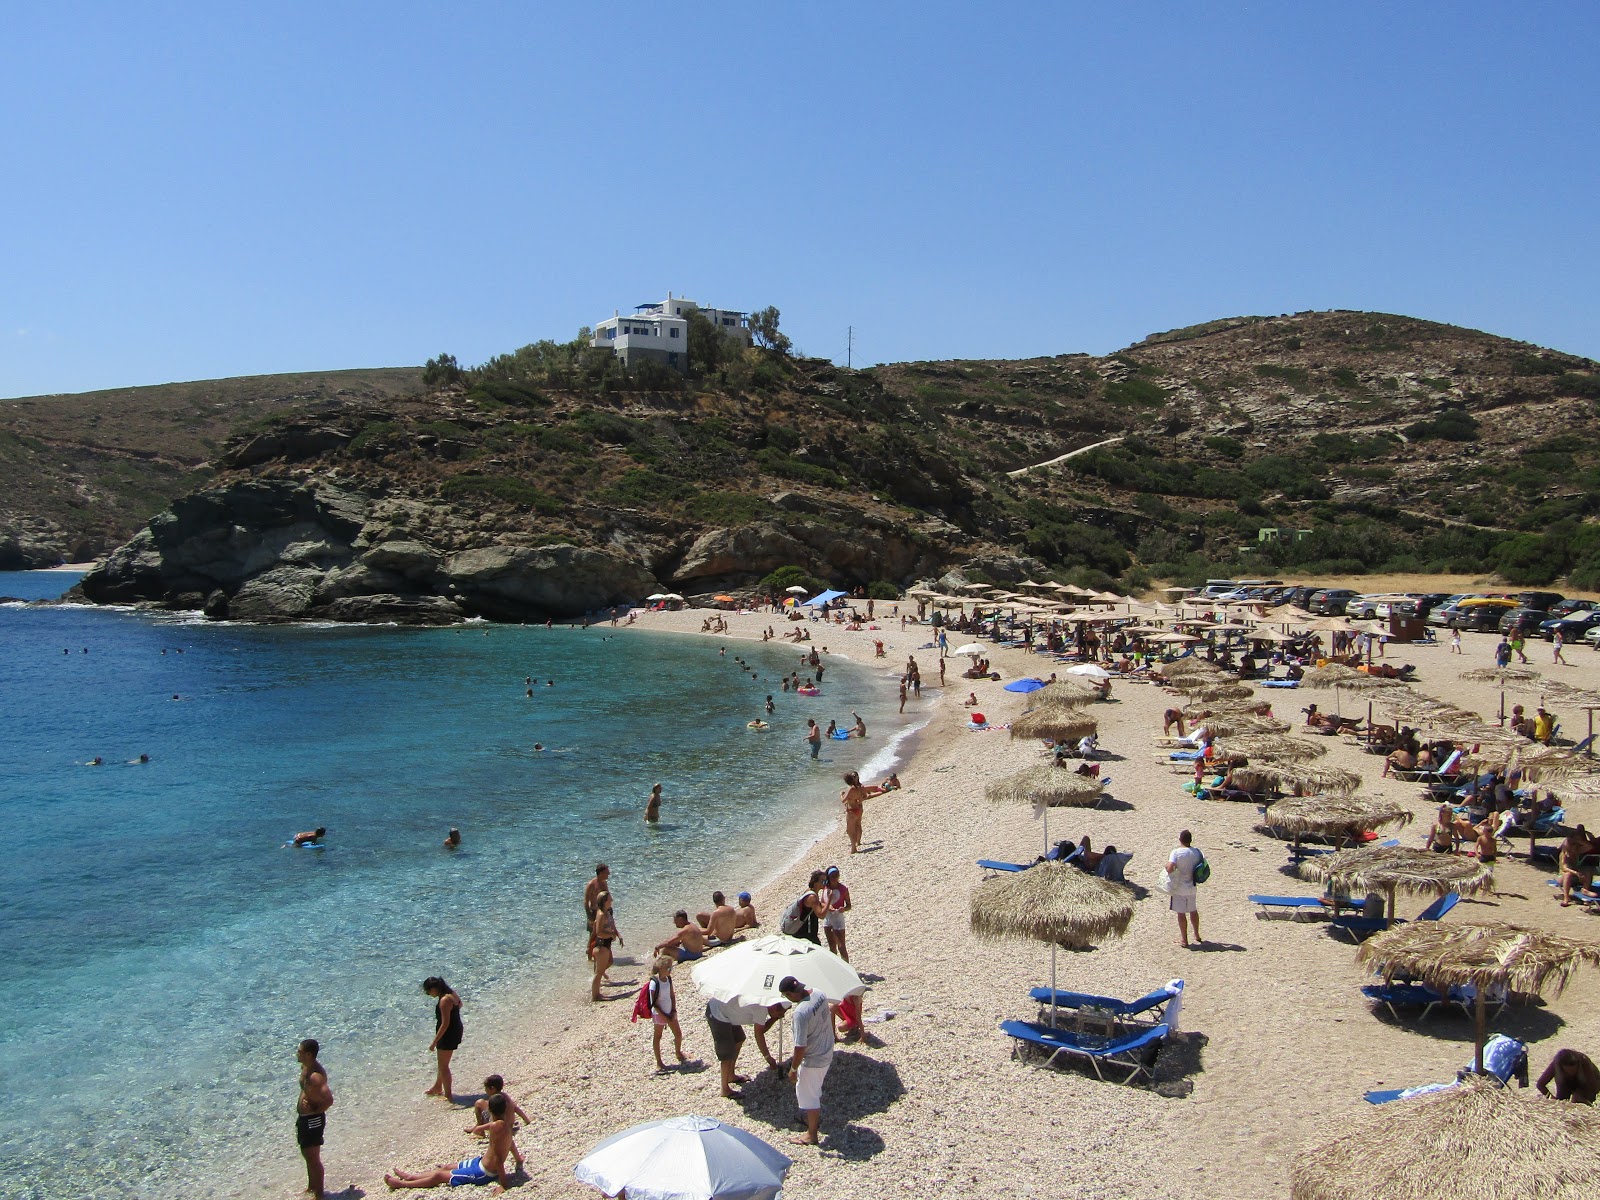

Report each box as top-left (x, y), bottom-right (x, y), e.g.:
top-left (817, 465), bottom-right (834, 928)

top-left (630, 981), bottom-right (651, 1023)
top-left (780, 894), bottom-right (810, 936)
top-left (1192, 850), bottom-right (1211, 885)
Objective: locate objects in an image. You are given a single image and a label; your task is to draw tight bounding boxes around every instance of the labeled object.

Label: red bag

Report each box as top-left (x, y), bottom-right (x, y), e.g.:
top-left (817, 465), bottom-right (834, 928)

top-left (630, 981), bottom-right (651, 1023)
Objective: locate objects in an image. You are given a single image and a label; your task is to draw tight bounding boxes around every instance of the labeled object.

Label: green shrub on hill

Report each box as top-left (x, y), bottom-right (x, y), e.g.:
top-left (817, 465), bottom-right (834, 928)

top-left (1404, 410), bottom-right (1480, 441)
top-left (685, 492), bottom-right (770, 525)
top-left (755, 448), bottom-right (847, 489)
top-left (440, 475), bottom-right (563, 514)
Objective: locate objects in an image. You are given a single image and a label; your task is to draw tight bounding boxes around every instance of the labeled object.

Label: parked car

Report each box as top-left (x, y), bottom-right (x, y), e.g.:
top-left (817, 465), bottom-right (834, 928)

top-left (1516, 591), bottom-right (1565, 611)
top-left (1585, 625), bottom-right (1600, 648)
top-left (1427, 595), bottom-right (1474, 627)
top-left (1540, 611), bottom-right (1600, 641)
top-left (1450, 599), bottom-right (1518, 631)
top-left (1410, 593), bottom-right (1453, 619)
top-left (1548, 598), bottom-right (1596, 619)
top-left (1498, 607), bottom-right (1551, 636)
top-left (1309, 588), bottom-right (1359, 616)
top-left (1284, 586), bottom-right (1320, 610)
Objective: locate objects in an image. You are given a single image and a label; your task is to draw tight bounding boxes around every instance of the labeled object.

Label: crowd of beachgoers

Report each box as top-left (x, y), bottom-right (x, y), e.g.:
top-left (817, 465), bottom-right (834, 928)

top-left (286, 580), bottom-right (1600, 1200)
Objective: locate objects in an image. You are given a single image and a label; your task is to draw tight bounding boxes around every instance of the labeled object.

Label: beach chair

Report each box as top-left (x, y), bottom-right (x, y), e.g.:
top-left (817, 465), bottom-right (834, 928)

top-left (1028, 980), bottom-right (1181, 1026)
top-left (1363, 1035), bottom-right (1528, 1104)
top-left (977, 859), bottom-right (1033, 875)
top-left (1249, 895), bottom-right (1338, 920)
top-left (1330, 891), bottom-right (1459, 943)
top-left (1361, 981), bottom-right (1449, 1021)
top-left (1000, 1019), bottom-right (1170, 1084)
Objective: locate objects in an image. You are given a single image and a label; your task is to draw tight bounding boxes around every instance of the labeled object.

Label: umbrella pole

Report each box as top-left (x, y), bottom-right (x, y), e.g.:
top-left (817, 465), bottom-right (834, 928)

top-left (1366, 699), bottom-right (1373, 743)
top-left (1050, 944), bottom-right (1059, 1029)
top-left (1474, 989), bottom-right (1487, 1077)
top-left (1590, 710), bottom-right (1595, 759)
top-left (1386, 884), bottom-right (1397, 925)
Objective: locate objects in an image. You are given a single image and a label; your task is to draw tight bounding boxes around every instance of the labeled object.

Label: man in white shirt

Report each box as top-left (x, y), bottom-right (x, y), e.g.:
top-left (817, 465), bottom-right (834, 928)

top-left (705, 996), bottom-right (787, 1100)
top-left (1166, 829), bottom-right (1204, 948)
top-left (780, 976), bottom-right (835, 1146)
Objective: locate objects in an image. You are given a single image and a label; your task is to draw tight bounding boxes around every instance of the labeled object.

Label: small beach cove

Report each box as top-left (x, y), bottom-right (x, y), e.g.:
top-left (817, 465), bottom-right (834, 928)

top-left (0, 579), bottom-right (908, 1200)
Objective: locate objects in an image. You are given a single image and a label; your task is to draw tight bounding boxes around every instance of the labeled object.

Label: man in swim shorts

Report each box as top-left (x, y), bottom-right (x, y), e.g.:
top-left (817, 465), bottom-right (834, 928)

top-left (706, 997), bottom-right (787, 1099)
top-left (734, 892), bottom-right (759, 929)
top-left (654, 910), bottom-right (711, 961)
top-left (383, 1093), bottom-right (517, 1189)
top-left (296, 1038), bottom-right (333, 1199)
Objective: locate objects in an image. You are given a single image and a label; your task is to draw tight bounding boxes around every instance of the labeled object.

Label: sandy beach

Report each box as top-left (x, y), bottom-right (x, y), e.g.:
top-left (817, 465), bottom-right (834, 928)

top-left (308, 606), bottom-right (1600, 1200)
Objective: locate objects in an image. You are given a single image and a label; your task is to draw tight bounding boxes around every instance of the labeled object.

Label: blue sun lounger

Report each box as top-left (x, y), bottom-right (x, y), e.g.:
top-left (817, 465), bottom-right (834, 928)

top-left (1331, 891), bottom-right (1459, 942)
top-left (1360, 981), bottom-right (1449, 1020)
top-left (1001, 1019), bottom-right (1170, 1083)
top-left (1027, 979), bottom-right (1183, 1026)
top-left (1364, 1035), bottom-right (1528, 1104)
top-left (977, 859), bottom-right (1032, 874)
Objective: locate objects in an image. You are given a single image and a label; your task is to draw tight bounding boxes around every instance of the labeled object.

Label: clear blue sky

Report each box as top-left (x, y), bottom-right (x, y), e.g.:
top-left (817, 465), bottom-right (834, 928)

top-left (4, 3), bottom-right (1597, 397)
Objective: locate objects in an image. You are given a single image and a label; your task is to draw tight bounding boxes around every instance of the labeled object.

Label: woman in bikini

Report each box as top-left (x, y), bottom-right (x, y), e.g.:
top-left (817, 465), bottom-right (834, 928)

top-left (841, 772), bottom-right (870, 854)
top-left (590, 892), bottom-right (622, 1001)
top-left (1427, 805), bottom-right (1458, 853)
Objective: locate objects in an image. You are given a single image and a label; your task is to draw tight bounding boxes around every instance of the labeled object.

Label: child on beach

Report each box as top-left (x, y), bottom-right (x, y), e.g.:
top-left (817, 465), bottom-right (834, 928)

top-left (648, 956), bottom-right (690, 1071)
top-left (384, 1092), bottom-right (518, 1190)
top-left (472, 1075), bottom-right (531, 1142)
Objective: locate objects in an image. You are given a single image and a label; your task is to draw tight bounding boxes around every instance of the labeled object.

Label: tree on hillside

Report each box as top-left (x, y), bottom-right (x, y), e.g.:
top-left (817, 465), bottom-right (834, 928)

top-left (687, 310), bottom-right (726, 377)
top-left (749, 306), bottom-right (792, 355)
top-left (423, 353), bottom-right (464, 388)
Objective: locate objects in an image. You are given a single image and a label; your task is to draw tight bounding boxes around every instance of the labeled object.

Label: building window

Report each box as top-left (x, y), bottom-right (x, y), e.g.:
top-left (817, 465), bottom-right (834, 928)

top-left (669, 328), bottom-right (679, 338)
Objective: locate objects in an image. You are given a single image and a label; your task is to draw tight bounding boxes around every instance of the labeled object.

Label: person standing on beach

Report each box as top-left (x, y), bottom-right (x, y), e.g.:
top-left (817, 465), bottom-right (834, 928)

top-left (295, 1038), bottom-right (333, 1200)
top-left (591, 892), bottom-right (622, 999)
top-left (1450, 628), bottom-right (1462, 654)
top-left (422, 978), bottom-right (464, 1101)
top-left (585, 864), bottom-right (610, 959)
top-left (781, 976), bottom-right (835, 1146)
top-left (898, 680), bottom-right (907, 713)
top-left (1165, 831), bottom-right (1204, 948)
top-left (822, 866), bottom-right (851, 961)
top-left (806, 719), bottom-right (822, 759)
top-left (841, 772), bottom-right (870, 854)
top-left (706, 998), bottom-right (786, 1099)
top-left (647, 956), bottom-right (690, 1071)
top-left (1555, 628), bottom-right (1570, 665)
top-left (646, 782), bottom-right (663, 823)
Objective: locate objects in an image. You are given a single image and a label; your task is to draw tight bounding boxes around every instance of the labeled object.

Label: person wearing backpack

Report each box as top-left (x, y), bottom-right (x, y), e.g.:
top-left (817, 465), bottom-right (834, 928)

top-left (1165, 829), bottom-right (1206, 948)
top-left (645, 956), bottom-right (689, 1071)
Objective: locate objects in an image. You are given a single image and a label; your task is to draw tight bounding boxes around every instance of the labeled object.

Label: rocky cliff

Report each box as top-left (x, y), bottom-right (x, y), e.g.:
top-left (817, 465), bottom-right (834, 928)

top-left (48, 310), bottom-right (1600, 621)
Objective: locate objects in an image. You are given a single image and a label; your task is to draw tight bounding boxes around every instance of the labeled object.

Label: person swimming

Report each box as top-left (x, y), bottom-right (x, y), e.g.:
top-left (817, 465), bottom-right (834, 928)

top-left (443, 828), bottom-right (461, 849)
top-left (292, 827), bottom-right (327, 847)
top-left (85, 756), bottom-right (103, 766)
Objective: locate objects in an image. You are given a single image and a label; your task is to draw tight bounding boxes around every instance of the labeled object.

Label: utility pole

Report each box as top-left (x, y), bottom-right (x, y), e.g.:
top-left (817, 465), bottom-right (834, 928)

top-left (846, 326), bottom-right (853, 370)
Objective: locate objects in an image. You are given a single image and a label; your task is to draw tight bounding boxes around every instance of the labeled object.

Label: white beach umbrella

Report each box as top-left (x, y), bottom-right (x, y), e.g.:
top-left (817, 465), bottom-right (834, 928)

top-left (574, 1114), bottom-right (791, 1200)
top-left (647, 593), bottom-right (668, 601)
top-left (952, 642), bottom-right (986, 657)
top-left (1065, 663), bottom-right (1112, 679)
top-left (690, 934), bottom-right (864, 1007)
top-left (783, 585), bottom-right (809, 595)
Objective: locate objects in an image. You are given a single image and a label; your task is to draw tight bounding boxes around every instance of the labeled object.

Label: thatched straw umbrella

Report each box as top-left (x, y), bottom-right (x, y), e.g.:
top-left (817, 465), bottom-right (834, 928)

top-left (1255, 763), bottom-right (1365, 799)
top-left (1214, 734), bottom-right (1327, 763)
top-left (970, 861), bottom-right (1135, 1026)
top-left (1259, 794), bottom-right (1414, 857)
top-left (985, 765), bottom-right (1106, 855)
top-left (1193, 714), bottom-right (1290, 738)
top-left (1358, 921), bottom-right (1600, 1076)
top-left (1299, 844), bottom-right (1494, 923)
top-left (1290, 1075), bottom-right (1600, 1200)
top-left (1010, 710), bottom-right (1097, 743)
top-left (1183, 683), bottom-right (1256, 704)
top-left (1030, 679), bottom-right (1100, 708)
top-left (987, 766), bottom-right (1106, 810)
top-left (1514, 746), bottom-right (1600, 785)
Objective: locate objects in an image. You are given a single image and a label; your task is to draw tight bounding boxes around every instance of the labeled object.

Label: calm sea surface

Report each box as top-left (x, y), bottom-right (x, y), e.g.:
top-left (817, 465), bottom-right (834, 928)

top-left (0, 572), bottom-right (915, 1198)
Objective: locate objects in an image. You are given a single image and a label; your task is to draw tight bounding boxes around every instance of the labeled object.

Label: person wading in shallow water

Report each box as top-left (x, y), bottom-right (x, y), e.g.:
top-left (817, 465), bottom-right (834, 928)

top-left (422, 977), bottom-right (463, 1100)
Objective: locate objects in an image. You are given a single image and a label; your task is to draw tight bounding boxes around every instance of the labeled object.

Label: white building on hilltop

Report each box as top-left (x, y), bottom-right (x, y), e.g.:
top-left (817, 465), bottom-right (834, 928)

top-left (592, 293), bottom-right (751, 371)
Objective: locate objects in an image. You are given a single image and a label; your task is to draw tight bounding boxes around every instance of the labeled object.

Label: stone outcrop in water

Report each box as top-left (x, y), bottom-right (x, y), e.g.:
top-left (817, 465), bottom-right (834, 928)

top-left (80, 479), bottom-right (665, 623)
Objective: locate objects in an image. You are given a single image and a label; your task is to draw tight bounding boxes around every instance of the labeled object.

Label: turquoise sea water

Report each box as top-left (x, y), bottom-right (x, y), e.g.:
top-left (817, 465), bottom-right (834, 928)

top-left (0, 573), bottom-right (914, 1198)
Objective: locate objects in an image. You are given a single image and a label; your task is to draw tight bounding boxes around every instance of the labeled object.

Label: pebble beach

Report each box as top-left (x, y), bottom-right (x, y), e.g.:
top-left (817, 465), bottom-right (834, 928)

top-left (314, 604), bottom-right (1600, 1200)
